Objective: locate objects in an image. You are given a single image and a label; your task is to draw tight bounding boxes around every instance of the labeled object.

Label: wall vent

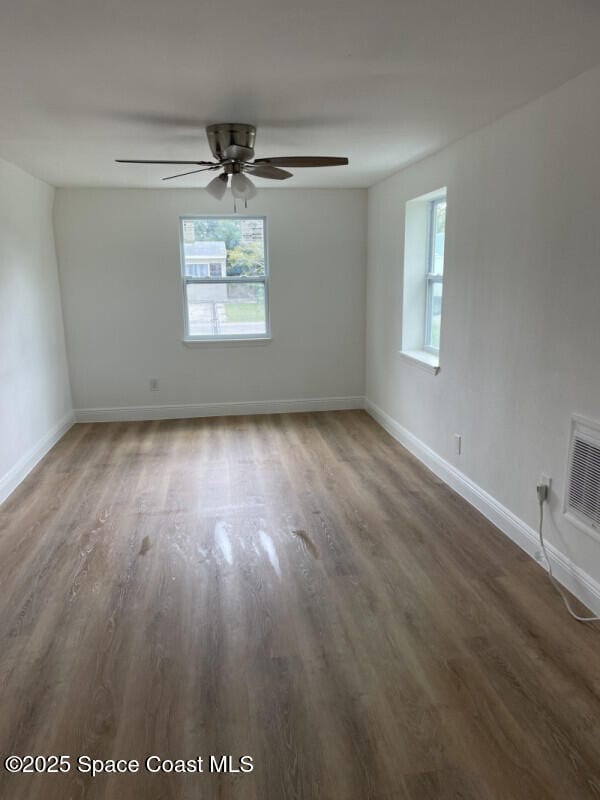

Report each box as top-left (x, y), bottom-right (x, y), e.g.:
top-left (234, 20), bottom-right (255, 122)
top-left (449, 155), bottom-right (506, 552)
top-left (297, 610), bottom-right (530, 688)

top-left (565, 415), bottom-right (600, 535)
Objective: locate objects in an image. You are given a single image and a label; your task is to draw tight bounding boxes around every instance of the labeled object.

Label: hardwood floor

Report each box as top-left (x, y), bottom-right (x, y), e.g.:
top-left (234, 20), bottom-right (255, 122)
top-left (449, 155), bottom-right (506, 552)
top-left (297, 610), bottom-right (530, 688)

top-left (1, 410), bottom-right (600, 799)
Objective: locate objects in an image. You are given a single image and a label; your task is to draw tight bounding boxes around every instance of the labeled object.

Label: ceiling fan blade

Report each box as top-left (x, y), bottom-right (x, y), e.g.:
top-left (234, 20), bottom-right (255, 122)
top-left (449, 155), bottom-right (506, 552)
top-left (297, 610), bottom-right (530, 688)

top-left (162, 166), bottom-right (220, 181)
top-left (253, 156), bottom-right (348, 168)
top-left (116, 159), bottom-right (216, 165)
top-left (247, 165), bottom-right (293, 180)
top-left (223, 144), bottom-right (255, 162)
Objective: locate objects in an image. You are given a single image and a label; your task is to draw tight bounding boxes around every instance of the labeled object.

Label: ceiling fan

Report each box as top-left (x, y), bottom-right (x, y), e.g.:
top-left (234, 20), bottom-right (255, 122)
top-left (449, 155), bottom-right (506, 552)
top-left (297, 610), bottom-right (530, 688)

top-left (116, 122), bottom-right (348, 202)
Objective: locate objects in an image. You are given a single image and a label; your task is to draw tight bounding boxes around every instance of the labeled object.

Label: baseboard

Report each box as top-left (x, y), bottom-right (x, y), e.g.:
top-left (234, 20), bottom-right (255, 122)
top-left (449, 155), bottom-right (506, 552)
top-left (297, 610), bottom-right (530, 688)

top-left (0, 411), bottom-right (75, 506)
top-left (365, 398), bottom-right (600, 617)
top-left (75, 395), bottom-right (366, 423)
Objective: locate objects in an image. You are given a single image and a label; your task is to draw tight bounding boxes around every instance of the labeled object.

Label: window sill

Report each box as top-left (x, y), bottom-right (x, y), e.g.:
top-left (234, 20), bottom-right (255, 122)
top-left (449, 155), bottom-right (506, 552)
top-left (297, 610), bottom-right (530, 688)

top-left (182, 337), bottom-right (272, 348)
top-left (398, 349), bottom-right (440, 375)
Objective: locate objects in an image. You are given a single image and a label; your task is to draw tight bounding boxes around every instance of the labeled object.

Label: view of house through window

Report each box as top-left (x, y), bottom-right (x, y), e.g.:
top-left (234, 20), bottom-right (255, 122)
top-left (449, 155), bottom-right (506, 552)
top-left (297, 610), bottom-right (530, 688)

top-left (180, 217), bottom-right (268, 340)
top-left (424, 198), bottom-right (446, 353)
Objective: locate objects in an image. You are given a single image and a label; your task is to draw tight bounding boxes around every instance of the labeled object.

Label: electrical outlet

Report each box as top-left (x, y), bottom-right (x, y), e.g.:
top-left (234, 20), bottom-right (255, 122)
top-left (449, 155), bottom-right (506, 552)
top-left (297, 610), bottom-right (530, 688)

top-left (536, 474), bottom-right (552, 504)
top-left (149, 378), bottom-right (159, 391)
top-left (453, 434), bottom-right (462, 455)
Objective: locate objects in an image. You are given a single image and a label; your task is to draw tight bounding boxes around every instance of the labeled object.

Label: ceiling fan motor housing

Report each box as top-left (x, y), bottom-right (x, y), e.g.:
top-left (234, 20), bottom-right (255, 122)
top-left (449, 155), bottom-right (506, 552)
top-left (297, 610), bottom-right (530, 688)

top-left (206, 123), bottom-right (256, 161)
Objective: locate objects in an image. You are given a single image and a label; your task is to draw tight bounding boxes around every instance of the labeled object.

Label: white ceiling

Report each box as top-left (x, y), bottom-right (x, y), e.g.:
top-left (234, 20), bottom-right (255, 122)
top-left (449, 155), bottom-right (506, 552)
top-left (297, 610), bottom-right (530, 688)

top-left (1, 0), bottom-right (599, 189)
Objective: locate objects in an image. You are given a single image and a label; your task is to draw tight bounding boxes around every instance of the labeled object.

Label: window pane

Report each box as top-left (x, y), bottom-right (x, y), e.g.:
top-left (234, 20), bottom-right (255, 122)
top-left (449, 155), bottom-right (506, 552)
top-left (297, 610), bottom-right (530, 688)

top-left (427, 281), bottom-right (443, 350)
top-left (432, 200), bottom-right (446, 275)
top-left (185, 262), bottom-right (208, 278)
top-left (182, 217), bottom-right (266, 278)
top-left (186, 282), bottom-right (267, 337)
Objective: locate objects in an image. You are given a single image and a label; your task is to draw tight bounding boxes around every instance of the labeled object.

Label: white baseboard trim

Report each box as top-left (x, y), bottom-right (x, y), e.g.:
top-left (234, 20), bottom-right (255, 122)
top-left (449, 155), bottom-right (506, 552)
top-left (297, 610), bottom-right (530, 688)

top-left (0, 411), bottom-right (75, 506)
top-left (366, 398), bottom-right (600, 618)
top-left (75, 395), bottom-right (366, 423)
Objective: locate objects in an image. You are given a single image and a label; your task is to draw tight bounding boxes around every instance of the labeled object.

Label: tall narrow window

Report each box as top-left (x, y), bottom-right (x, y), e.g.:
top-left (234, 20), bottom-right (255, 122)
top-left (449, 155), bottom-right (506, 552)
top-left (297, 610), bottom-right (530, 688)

top-left (179, 216), bottom-right (269, 341)
top-left (424, 198), bottom-right (446, 354)
top-left (401, 187), bottom-right (447, 373)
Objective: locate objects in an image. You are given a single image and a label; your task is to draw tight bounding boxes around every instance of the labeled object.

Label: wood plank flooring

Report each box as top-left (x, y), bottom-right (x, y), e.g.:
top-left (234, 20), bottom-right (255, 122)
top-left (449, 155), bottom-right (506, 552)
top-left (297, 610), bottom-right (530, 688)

top-left (1, 410), bottom-right (600, 799)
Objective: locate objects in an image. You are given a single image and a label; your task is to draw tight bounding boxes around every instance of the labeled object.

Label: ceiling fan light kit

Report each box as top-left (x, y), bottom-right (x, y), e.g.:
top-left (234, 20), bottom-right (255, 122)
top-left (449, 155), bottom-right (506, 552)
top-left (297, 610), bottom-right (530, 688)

top-left (116, 122), bottom-right (348, 208)
top-left (231, 172), bottom-right (257, 201)
top-left (206, 172), bottom-right (229, 200)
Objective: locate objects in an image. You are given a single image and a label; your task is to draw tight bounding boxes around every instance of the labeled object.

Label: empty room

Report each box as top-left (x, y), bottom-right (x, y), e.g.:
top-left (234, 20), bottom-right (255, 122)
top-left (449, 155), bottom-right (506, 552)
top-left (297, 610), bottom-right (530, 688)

top-left (2, 1), bottom-right (600, 798)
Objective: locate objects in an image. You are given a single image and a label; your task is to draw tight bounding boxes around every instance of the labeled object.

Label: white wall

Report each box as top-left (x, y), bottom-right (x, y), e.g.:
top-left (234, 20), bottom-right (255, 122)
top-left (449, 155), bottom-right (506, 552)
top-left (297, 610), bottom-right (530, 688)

top-left (54, 189), bottom-right (366, 414)
top-left (0, 158), bottom-right (72, 500)
top-left (366, 64), bottom-right (600, 589)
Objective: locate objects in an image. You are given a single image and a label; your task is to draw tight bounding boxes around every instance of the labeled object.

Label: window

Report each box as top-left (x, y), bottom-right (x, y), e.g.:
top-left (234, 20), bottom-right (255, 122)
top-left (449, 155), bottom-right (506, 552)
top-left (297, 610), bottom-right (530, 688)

top-left (401, 188), bottom-right (447, 373)
top-left (187, 262), bottom-right (209, 278)
top-left (179, 216), bottom-right (269, 341)
top-left (424, 198), bottom-right (446, 354)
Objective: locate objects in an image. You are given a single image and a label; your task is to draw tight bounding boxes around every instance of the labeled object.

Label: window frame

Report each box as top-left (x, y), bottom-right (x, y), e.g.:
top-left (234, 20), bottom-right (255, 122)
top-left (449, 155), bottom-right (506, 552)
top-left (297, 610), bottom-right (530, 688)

top-left (423, 197), bottom-right (445, 355)
top-left (179, 214), bottom-right (270, 343)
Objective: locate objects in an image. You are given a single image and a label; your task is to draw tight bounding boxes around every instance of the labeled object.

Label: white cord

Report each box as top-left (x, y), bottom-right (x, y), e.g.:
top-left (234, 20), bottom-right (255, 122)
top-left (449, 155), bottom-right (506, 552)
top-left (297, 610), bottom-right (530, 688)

top-left (537, 496), bottom-right (600, 623)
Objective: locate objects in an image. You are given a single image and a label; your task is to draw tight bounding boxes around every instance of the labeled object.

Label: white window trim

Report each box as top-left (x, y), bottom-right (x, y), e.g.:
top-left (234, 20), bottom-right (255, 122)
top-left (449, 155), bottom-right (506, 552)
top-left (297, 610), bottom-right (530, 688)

top-left (400, 187), bottom-right (446, 374)
top-left (182, 337), bottom-right (272, 348)
top-left (398, 349), bottom-right (440, 375)
top-left (423, 196), bottom-right (445, 356)
top-left (179, 215), bottom-right (271, 343)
